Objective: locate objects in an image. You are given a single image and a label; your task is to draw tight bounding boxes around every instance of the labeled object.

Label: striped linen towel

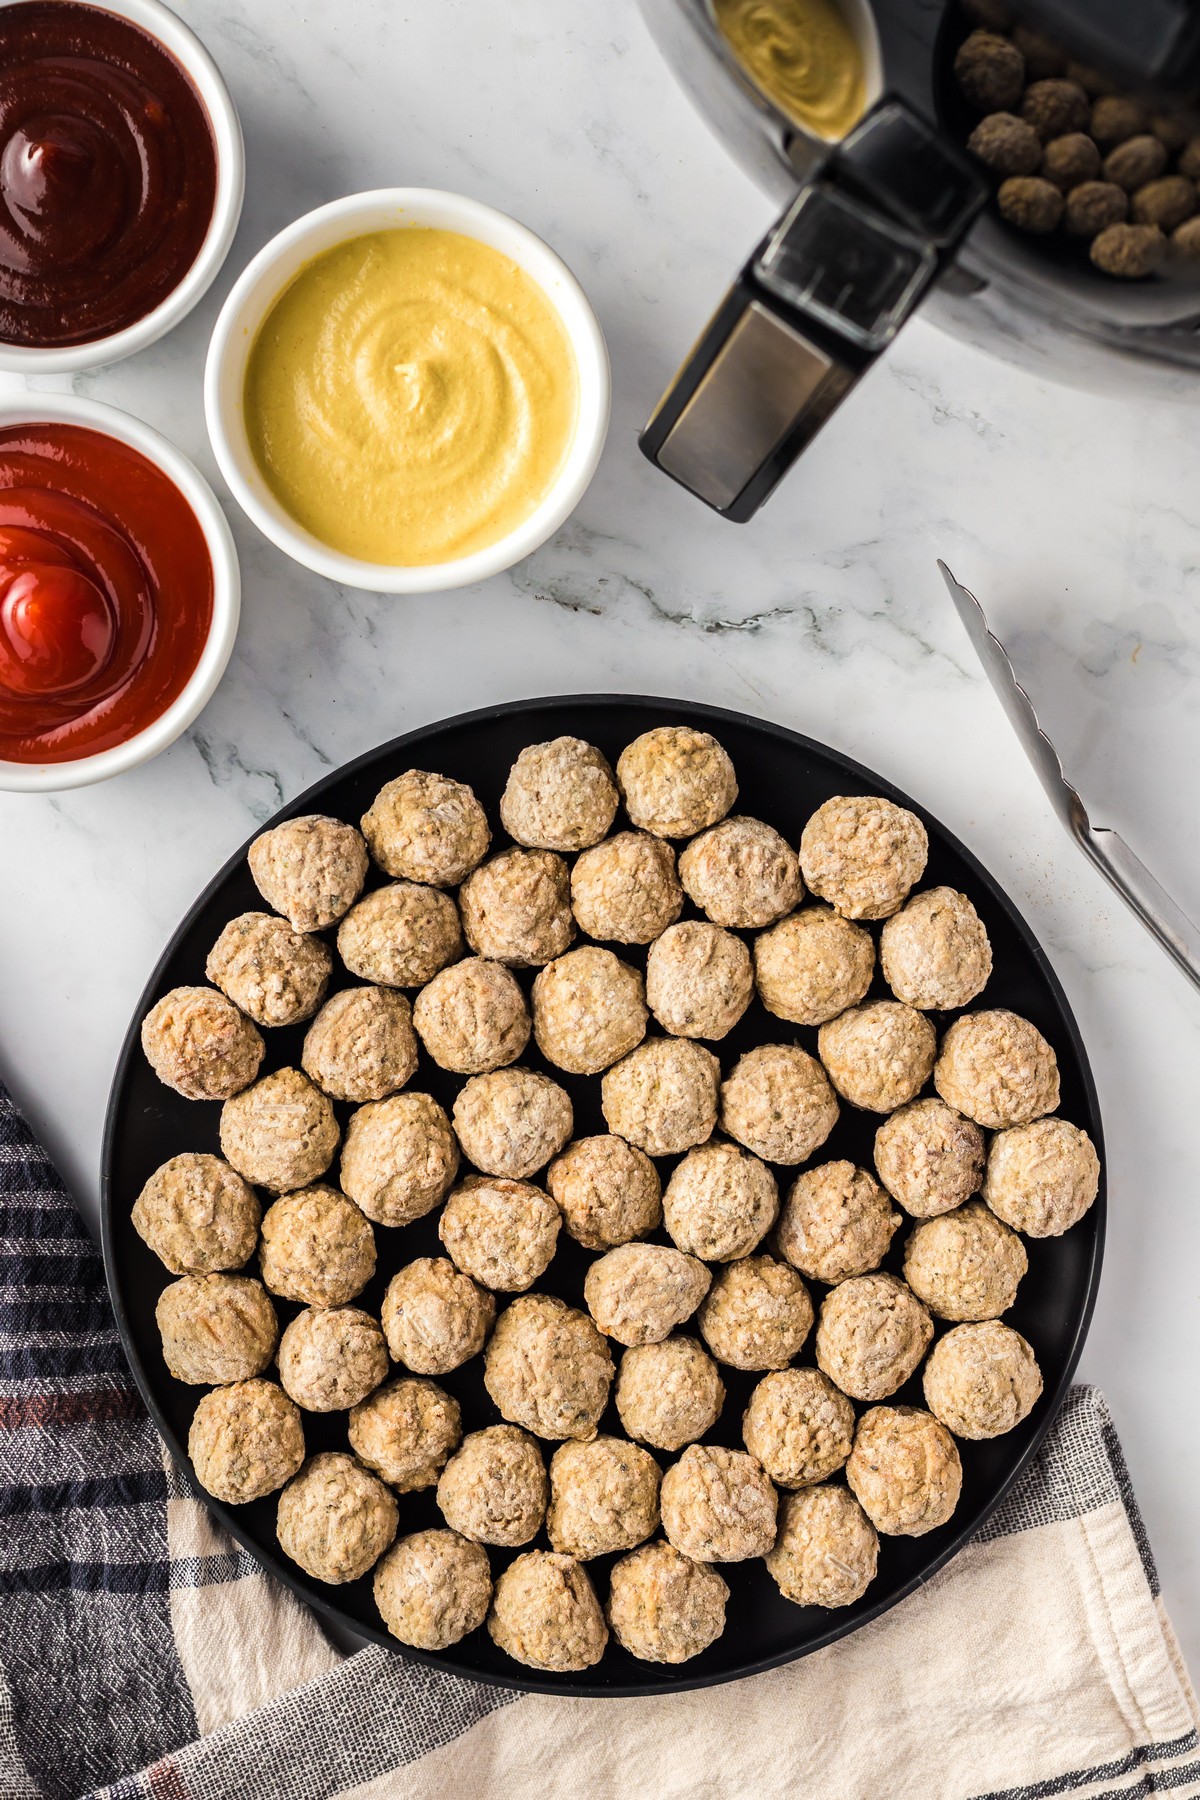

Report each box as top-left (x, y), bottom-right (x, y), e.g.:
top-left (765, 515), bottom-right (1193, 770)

top-left (0, 1080), bottom-right (1196, 1800)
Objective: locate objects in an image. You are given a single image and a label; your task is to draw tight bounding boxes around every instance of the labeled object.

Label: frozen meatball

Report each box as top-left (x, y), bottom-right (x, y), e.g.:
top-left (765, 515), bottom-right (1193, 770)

top-left (1091, 219), bottom-right (1166, 276)
top-left (374, 1529), bottom-right (492, 1651)
top-left (206, 912), bottom-right (332, 1028)
top-left (1066, 179), bottom-right (1128, 235)
top-left (663, 1141), bottom-right (778, 1262)
top-left (846, 1405), bottom-right (962, 1536)
top-left (742, 1367), bottom-right (856, 1489)
top-left (984, 1116), bottom-right (1101, 1237)
top-left (459, 849), bottom-right (574, 966)
top-left (500, 737), bottom-right (619, 851)
top-left (800, 795), bottom-right (928, 921)
top-left (1036, 88), bottom-right (1094, 144)
top-left (188, 1378), bottom-right (303, 1504)
top-left (484, 1294), bottom-right (614, 1441)
top-left (818, 1002), bottom-right (937, 1113)
top-left (766, 1485), bottom-right (878, 1608)
top-left (719, 1044), bottom-right (839, 1165)
top-left (934, 1009), bottom-right (1060, 1129)
top-left (547, 1437), bottom-right (661, 1559)
top-left (754, 906), bottom-right (875, 1027)
top-left (874, 1099), bottom-right (985, 1219)
top-left (923, 1321), bottom-right (1043, 1439)
top-left (903, 1199), bottom-right (1027, 1322)
top-left (220, 1067), bottom-right (339, 1193)
top-left (360, 769), bottom-right (490, 887)
top-left (132, 1153), bottom-right (260, 1274)
top-left (1135, 173), bottom-right (1196, 229)
top-left (777, 1161), bottom-right (900, 1286)
top-left (337, 882), bottom-right (464, 988)
top-left (157, 1274), bottom-right (278, 1385)
top-left (881, 887), bottom-right (992, 1012)
top-left (438, 1175), bottom-right (561, 1292)
top-left (601, 1038), bottom-right (720, 1157)
top-left (998, 172), bottom-right (1066, 231)
top-left (660, 1443), bottom-right (777, 1562)
top-left (570, 831), bottom-right (684, 944)
top-left (679, 815), bottom-right (803, 931)
top-left (259, 1185), bottom-right (375, 1307)
top-left (488, 1551), bottom-right (607, 1671)
top-left (967, 109), bottom-right (1043, 176)
top-left (339, 1092), bottom-right (459, 1227)
top-left (436, 1425), bottom-right (548, 1546)
top-left (607, 1540), bottom-right (728, 1663)
top-left (1023, 78), bottom-right (1089, 140)
top-left (532, 946), bottom-right (647, 1074)
top-left (301, 986), bottom-right (417, 1103)
top-left (815, 1273), bottom-right (933, 1402)
top-left (452, 1067), bottom-right (573, 1179)
top-left (248, 814), bottom-right (368, 932)
top-left (697, 1256), bottom-right (813, 1371)
top-left (615, 1337), bottom-right (725, 1452)
top-left (1092, 93), bottom-right (1147, 146)
top-left (349, 1376), bottom-right (461, 1492)
top-left (954, 29), bottom-right (1025, 111)
top-left (617, 727), bottom-right (738, 838)
top-left (276, 1452), bottom-right (397, 1583)
top-left (382, 1258), bottom-right (495, 1376)
top-left (277, 1305), bottom-right (388, 1411)
top-left (141, 986), bottom-right (264, 1101)
top-left (646, 921), bottom-right (753, 1041)
top-left (546, 1135), bottom-right (662, 1251)
top-left (412, 957), bottom-right (530, 1074)
top-left (584, 1243), bottom-right (712, 1347)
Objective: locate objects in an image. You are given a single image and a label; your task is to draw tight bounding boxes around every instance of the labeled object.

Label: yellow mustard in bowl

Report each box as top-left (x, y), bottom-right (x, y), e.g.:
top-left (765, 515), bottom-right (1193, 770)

top-left (243, 228), bottom-right (579, 566)
top-left (713, 0), bottom-right (866, 140)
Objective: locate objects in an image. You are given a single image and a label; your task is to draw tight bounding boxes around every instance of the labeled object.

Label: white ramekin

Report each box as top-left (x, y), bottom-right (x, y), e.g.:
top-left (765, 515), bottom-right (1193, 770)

top-left (0, 0), bottom-right (244, 375)
top-left (205, 188), bottom-right (611, 594)
top-left (0, 394), bottom-right (240, 793)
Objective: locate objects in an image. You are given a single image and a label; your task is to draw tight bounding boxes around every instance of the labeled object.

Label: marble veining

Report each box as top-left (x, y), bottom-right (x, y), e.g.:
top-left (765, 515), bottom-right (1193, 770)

top-left (1, 0), bottom-right (1199, 1675)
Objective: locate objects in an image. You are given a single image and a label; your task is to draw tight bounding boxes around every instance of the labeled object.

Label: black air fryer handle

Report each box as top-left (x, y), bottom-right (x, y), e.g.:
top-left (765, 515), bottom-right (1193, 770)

top-left (1013, 0), bottom-right (1200, 93)
top-left (639, 100), bottom-right (986, 523)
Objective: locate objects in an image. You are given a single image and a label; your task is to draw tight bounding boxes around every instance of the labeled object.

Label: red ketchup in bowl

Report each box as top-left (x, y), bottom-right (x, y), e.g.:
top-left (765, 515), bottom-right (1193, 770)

top-left (0, 423), bottom-right (213, 764)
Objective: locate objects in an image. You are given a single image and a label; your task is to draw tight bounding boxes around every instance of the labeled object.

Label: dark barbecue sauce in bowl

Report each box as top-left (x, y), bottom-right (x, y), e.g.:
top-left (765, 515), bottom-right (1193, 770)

top-left (0, 1), bottom-right (218, 348)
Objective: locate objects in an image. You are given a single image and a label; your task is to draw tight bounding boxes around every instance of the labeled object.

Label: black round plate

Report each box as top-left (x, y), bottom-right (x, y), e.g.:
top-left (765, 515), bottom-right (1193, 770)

top-left (101, 695), bottom-right (1105, 1697)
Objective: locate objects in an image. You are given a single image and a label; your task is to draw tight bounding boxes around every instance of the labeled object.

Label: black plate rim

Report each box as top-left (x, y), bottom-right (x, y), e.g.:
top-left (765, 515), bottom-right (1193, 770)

top-left (100, 692), bottom-right (1106, 1699)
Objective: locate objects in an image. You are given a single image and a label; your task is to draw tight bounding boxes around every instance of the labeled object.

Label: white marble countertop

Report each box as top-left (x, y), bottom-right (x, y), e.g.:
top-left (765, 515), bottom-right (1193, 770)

top-left (2, 0), bottom-right (1199, 1683)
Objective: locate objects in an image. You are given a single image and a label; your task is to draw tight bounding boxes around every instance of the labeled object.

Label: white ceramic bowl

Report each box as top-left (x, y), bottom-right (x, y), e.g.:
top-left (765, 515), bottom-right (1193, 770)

top-left (205, 189), bottom-right (611, 593)
top-left (0, 394), bottom-right (240, 793)
top-left (0, 0), bottom-right (244, 375)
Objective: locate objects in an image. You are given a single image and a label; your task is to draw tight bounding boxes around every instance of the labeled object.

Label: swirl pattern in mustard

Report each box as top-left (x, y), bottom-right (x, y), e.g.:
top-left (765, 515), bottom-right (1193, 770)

top-left (713, 0), bottom-right (866, 140)
top-left (244, 228), bottom-right (579, 566)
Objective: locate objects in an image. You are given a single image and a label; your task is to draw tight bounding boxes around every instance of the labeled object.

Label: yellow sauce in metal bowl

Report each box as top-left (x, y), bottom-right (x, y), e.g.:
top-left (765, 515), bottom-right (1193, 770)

top-left (713, 0), bottom-right (866, 140)
top-left (243, 228), bottom-right (579, 566)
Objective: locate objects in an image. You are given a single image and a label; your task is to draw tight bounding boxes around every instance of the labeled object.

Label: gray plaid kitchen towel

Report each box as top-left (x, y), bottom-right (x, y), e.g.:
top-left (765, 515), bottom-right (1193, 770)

top-left (0, 1078), bottom-right (1196, 1800)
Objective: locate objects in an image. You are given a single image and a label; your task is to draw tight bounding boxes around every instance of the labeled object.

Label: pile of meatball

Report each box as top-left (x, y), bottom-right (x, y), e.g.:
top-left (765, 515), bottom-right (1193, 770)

top-left (956, 0), bottom-right (1200, 277)
top-left (134, 724), bottom-right (1100, 1674)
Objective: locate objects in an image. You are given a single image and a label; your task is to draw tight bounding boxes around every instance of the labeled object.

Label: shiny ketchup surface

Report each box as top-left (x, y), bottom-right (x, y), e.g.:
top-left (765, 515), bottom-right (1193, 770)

top-left (0, 1), bottom-right (218, 348)
top-left (0, 423), bottom-right (213, 763)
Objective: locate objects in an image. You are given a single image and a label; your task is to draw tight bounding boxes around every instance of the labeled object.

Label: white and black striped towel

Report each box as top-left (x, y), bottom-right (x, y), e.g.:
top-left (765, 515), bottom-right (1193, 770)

top-left (0, 1078), bottom-right (1195, 1800)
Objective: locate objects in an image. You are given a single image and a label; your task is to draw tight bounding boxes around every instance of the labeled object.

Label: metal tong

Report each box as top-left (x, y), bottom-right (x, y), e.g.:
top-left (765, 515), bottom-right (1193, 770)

top-left (939, 561), bottom-right (1200, 996)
